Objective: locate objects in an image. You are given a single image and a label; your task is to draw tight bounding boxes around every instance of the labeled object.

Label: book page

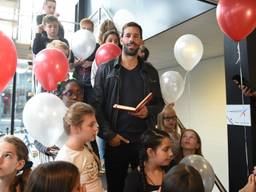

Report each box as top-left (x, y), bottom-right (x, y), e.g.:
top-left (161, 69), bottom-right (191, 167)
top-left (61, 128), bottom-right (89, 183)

top-left (135, 92), bottom-right (153, 111)
top-left (113, 92), bottom-right (153, 112)
top-left (113, 104), bottom-right (136, 112)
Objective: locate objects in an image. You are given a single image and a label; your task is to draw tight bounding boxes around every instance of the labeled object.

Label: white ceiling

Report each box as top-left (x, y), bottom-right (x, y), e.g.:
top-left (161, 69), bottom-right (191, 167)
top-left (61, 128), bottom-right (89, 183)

top-left (146, 8), bottom-right (224, 71)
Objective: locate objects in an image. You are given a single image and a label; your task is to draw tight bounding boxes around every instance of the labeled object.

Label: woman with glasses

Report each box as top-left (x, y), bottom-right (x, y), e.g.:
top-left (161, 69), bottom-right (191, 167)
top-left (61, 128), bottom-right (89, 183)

top-left (157, 104), bottom-right (184, 160)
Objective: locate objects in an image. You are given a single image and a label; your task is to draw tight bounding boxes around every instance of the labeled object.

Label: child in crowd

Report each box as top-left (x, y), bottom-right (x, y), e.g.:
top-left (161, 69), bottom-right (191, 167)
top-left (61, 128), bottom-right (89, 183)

top-left (24, 161), bottom-right (82, 192)
top-left (33, 79), bottom-right (84, 159)
top-left (138, 45), bottom-right (150, 61)
top-left (91, 30), bottom-right (120, 87)
top-left (157, 104), bottom-right (184, 159)
top-left (0, 135), bottom-right (33, 192)
top-left (55, 102), bottom-right (103, 192)
top-left (36, 0), bottom-right (64, 39)
top-left (32, 15), bottom-right (69, 55)
top-left (46, 39), bottom-right (70, 58)
top-left (176, 129), bottom-right (202, 163)
top-left (98, 19), bottom-right (118, 45)
top-left (161, 164), bottom-right (204, 192)
top-left (72, 18), bottom-right (99, 104)
top-left (90, 20), bottom-right (118, 87)
top-left (123, 129), bottom-right (173, 192)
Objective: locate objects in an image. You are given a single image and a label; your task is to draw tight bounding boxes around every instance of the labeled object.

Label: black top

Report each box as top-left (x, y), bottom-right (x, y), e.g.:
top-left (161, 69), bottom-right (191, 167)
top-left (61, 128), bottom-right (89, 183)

top-left (124, 169), bottom-right (160, 192)
top-left (117, 64), bottom-right (147, 142)
top-left (93, 57), bottom-right (165, 141)
top-left (32, 33), bottom-right (69, 55)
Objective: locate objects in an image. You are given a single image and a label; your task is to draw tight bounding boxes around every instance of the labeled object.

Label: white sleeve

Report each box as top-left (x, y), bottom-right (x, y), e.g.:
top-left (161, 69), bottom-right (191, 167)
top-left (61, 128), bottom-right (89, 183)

top-left (90, 60), bottom-right (98, 87)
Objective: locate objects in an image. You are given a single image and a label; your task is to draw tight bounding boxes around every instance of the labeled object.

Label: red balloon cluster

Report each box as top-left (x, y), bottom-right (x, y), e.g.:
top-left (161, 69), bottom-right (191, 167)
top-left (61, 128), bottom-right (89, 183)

top-left (95, 43), bottom-right (121, 66)
top-left (0, 31), bottom-right (17, 92)
top-left (34, 48), bottom-right (69, 91)
top-left (217, 0), bottom-right (256, 41)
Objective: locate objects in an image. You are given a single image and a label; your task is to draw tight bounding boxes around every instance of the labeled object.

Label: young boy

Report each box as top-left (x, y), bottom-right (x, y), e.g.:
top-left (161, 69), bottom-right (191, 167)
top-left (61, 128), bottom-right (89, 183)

top-left (72, 18), bottom-right (99, 104)
top-left (36, 0), bottom-right (64, 38)
top-left (47, 39), bottom-right (69, 58)
top-left (32, 15), bottom-right (69, 55)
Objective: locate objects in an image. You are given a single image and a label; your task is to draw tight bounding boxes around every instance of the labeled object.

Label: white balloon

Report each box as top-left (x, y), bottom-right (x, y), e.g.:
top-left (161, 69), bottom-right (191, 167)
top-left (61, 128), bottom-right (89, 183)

top-left (71, 29), bottom-right (96, 60)
top-left (160, 71), bottom-right (185, 103)
top-left (174, 34), bottom-right (203, 71)
top-left (113, 9), bottom-right (135, 32)
top-left (23, 93), bottom-right (67, 146)
top-left (180, 155), bottom-right (215, 192)
top-left (55, 131), bottom-right (68, 148)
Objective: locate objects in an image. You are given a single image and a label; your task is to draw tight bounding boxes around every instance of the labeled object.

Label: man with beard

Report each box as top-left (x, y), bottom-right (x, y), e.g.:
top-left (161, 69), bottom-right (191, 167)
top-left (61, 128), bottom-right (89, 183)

top-left (93, 22), bottom-right (164, 192)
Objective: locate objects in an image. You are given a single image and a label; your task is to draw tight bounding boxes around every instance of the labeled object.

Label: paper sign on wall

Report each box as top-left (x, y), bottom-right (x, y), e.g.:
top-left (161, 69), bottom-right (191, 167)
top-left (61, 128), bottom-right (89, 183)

top-left (226, 105), bottom-right (251, 126)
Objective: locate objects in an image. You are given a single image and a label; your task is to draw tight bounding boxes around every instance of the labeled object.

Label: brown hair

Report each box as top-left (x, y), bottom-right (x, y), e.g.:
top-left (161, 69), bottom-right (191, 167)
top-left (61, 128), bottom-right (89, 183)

top-left (44, 0), bottom-right (56, 5)
top-left (176, 129), bottom-right (203, 162)
top-left (1, 136), bottom-right (32, 192)
top-left (121, 22), bottom-right (143, 39)
top-left (63, 102), bottom-right (95, 135)
top-left (24, 161), bottom-right (80, 192)
top-left (42, 15), bottom-right (59, 26)
top-left (102, 30), bottom-right (121, 47)
top-left (98, 19), bottom-right (117, 44)
top-left (161, 164), bottom-right (204, 192)
top-left (80, 18), bottom-right (94, 31)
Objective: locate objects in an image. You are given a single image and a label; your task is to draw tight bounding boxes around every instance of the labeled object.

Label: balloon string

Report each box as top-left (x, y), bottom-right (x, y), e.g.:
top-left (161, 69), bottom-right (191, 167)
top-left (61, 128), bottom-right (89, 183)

top-left (235, 42), bottom-right (241, 65)
top-left (185, 71), bottom-right (191, 126)
top-left (184, 71), bottom-right (189, 83)
top-left (237, 42), bottom-right (249, 176)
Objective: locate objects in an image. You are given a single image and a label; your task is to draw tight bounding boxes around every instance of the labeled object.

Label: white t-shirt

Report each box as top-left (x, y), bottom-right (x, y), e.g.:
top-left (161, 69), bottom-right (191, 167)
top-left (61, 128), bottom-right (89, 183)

top-left (55, 144), bottom-right (103, 192)
top-left (90, 60), bottom-right (98, 87)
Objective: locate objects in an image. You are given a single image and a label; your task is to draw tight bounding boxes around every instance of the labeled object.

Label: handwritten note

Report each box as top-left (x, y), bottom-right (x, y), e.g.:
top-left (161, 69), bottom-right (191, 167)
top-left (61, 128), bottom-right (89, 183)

top-left (226, 105), bottom-right (251, 126)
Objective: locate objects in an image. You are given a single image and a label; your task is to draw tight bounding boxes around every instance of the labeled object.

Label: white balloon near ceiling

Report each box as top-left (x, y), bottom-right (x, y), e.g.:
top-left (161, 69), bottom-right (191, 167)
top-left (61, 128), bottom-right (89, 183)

top-left (174, 34), bottom-right (203, 72)
top-left (113, 9), bottom-right (135, 32)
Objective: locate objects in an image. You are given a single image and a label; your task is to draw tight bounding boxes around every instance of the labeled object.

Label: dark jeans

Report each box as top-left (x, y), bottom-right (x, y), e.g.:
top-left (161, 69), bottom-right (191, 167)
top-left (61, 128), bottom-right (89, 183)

top-left (105, 142), bottom-right (139, 192)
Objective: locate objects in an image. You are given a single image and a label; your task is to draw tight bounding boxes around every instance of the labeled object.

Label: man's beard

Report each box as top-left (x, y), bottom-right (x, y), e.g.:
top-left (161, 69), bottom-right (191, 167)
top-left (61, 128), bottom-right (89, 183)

top-left (123, 44), bottom-right (139, 56)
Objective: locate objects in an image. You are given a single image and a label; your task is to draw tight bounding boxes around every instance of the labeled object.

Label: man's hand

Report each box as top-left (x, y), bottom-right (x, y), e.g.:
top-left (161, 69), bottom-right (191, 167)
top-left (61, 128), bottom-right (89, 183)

top-left (129, 106), bottom-right (148, 119)
top-left (109, 134), bottom-right (129, 147)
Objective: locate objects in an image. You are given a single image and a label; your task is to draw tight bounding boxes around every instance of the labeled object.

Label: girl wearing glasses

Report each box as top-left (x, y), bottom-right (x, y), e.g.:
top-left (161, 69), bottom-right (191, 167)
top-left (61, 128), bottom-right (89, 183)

top-left (157, 104), bottom-right (183, 159)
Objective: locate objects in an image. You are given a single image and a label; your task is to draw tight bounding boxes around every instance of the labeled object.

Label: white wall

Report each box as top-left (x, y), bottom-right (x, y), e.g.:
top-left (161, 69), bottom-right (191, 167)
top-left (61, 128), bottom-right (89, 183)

top-left (159, 56), bottom-right (229, 191)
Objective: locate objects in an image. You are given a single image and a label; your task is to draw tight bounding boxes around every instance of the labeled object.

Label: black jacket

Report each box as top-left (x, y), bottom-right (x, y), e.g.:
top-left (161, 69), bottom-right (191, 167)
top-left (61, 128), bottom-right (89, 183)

top-left (92, 56), bottom-right (164, 141)
top-left (32, 33), bottom-right (69, 55)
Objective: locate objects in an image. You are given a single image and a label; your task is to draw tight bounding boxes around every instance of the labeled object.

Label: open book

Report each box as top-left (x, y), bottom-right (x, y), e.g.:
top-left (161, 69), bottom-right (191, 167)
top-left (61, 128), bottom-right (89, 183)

top-left (113, 92), bottom-right (153, 112)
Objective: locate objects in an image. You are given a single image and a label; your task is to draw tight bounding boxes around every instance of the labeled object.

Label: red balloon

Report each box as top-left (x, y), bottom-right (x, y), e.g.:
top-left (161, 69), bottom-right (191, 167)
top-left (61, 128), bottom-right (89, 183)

top-left (216, 0), bottom-right (256, 41)
top-left (34, 48), bottom-right (69, 91)
top-left (95, 43), bottom-right (121, 66)
top-left (0, 31), bottom-right (17, 92)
